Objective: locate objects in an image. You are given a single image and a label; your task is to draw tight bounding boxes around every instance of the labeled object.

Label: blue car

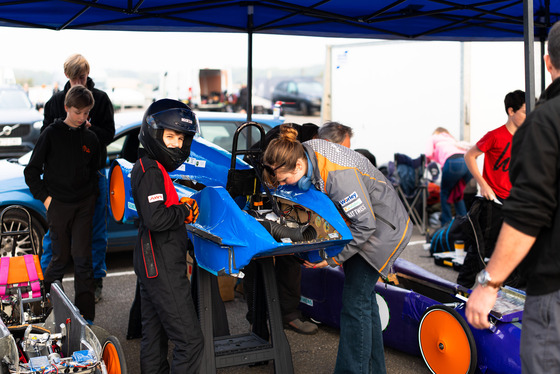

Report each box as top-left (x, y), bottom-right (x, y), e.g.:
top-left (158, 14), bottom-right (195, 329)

top-left (0, 110), bottom-right (284, 257)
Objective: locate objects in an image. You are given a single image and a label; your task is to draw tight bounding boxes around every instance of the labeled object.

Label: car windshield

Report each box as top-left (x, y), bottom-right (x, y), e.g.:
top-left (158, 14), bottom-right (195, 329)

top-left (297, 82), bottom-right (322, 96)
top-left (199, 120), bottom-right (271, 151)
top-left (0, 89), bottom-right (33, 110)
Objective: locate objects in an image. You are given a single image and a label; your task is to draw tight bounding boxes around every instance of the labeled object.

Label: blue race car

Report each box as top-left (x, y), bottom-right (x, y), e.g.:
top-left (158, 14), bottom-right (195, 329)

top-left (0, 111), bottom-right (284, 257)
top-left (108, 121), bottom-right (352, 275)
top-left (299, 258), bottom-right (524, 374)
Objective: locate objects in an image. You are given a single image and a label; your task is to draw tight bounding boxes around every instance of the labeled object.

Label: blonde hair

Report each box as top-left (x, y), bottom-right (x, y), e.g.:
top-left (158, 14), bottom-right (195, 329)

top-left (433, 127), bottom-right (450, 135)
top-left (263, 124), bottom-right (306, 186)
top-left (64, 54), bottom-right (90, 80)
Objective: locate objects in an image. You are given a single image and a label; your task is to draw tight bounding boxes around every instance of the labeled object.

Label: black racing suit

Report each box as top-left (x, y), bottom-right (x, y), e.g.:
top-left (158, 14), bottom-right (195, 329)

top-left (131, 156), bottom-right (203, 374)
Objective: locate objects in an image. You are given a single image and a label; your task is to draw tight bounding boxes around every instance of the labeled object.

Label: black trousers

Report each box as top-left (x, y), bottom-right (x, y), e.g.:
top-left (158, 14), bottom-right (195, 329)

top-left (44, 195), bottom-right (96, 321)
top-left (128, 263), bottom-right (230, 340)
top-left (457, 197), bottom-right (526, 289)
top-left (138, 274), bottom-right (204, 374)
top-left (135, 244), bottom-right (204, 374)
top-left (244, 255), bottom-right (303, 328)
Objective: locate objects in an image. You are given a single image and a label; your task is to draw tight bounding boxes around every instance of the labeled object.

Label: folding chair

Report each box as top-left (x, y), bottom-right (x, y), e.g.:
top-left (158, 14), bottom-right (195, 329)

top-left (393, 153), bottom-right (428, 235)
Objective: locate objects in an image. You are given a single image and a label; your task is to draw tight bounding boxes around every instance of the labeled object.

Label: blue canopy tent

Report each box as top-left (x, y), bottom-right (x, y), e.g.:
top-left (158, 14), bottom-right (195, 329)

top-left (0, 0), bottom-right (559, 115)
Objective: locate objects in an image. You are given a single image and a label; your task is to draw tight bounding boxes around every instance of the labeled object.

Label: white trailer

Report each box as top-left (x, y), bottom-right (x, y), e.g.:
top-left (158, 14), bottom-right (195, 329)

top-left (153, 67), bottom-right (233, 111)
top-left (153, 68), bottom-right (197, 104)
top-left (322, 40), bottom-right (546, 166)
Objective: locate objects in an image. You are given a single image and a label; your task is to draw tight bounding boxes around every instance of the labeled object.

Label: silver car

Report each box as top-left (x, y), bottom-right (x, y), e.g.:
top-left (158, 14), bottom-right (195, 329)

top-left (0, 85), bottom-right (43, 159)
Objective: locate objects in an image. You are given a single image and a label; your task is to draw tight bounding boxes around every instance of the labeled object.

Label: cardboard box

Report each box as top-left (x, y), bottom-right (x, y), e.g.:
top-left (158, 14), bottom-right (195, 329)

top-left (187, 252), bottom-right (236, 302)
top-left (217, 275), bottom-right (236, 302)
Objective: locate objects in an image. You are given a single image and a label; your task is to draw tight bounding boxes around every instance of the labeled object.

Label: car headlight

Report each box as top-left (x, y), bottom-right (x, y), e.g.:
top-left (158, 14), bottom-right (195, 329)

top-left (33, 120), bottom-right (43, 130)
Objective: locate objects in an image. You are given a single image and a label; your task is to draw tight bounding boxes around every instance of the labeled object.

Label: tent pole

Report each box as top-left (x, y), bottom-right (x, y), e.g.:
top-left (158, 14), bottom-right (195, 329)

top-left (460, 42), bottom-right (471, 143)
top-left (247, 5), bottom-right (254, 122)
top-left (540, 0), bottom-right (551, 93)
top-left (524, 0), bottom-right (536, 113)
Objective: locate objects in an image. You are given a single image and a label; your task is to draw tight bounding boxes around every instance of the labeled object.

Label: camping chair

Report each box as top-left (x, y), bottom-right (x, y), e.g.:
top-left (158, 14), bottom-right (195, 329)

top-left (393, 153), bottom-right (428, 235)
top-left (0, 206), bottom-right (46, 326)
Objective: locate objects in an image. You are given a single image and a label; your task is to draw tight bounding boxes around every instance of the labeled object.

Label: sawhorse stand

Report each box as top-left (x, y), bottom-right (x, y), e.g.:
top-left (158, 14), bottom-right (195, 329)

top-left (197, 256), bottom-right (294, 373)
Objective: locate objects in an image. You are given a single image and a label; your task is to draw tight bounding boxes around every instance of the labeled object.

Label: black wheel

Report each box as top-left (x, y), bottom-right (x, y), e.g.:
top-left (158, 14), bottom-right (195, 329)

top-left (0, 209), bottom-right (44, 257)
top-left (300, 102), bottom-right (309, 115)
top-left (89, 325), bottom-right (128, 374)
top-left (418, 305), bottom-right (477, 374)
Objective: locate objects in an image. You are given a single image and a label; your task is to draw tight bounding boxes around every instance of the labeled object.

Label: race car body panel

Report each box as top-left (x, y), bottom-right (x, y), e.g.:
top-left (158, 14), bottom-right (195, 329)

top-left (109, 133), bottom-right (352, 276)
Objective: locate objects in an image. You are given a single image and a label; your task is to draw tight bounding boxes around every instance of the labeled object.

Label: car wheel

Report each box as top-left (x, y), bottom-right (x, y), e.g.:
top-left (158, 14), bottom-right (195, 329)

top-left (300, 102), bottom-right (309, 115)
top-left (0, 208), bottom-right (44, 257)
top-left (418, 305), bottom-right (477, 374)
top-left (90, 325), bottom-right (128, 374)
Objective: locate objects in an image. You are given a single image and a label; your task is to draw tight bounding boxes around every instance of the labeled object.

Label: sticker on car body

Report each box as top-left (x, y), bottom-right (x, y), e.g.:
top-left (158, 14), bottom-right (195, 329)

top-left (185, 157), bottom-right (206, 168)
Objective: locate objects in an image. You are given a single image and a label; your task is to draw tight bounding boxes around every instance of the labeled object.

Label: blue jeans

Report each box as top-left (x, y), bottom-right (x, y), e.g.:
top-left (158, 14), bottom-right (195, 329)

top-left (334, 254), bottom-right (386, 374)
top-left (42, 171), bottom-right (108, 279)
top-left (440, 156), bottom-right (472, 225)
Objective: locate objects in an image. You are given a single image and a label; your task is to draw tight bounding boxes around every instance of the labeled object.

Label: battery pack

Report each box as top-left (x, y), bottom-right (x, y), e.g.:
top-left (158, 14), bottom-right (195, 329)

top-left (72, 350), bottom-right (95, 365)
top-left (29, 356), bottom-right (50, 371)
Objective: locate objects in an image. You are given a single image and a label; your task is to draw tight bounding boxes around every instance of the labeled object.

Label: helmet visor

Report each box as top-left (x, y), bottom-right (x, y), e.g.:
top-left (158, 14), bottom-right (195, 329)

top-left (146, 108), bottom-right (200, 135)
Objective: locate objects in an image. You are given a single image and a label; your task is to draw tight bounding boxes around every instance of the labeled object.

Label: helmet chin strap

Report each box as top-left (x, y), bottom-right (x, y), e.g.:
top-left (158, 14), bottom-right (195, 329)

top-left (297, 153), bottom-right (313, 191)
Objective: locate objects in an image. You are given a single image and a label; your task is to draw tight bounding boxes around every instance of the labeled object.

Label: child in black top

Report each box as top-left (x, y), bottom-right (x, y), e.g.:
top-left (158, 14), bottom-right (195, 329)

top-left (24, 85), bottom-right (100, 322)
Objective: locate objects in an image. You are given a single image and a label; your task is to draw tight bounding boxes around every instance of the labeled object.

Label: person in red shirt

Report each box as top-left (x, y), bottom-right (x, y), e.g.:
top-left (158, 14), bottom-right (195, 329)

top-left (465, 90), bottom-right (526, 202)
top-left (457, 90), bottom-right (526, 289)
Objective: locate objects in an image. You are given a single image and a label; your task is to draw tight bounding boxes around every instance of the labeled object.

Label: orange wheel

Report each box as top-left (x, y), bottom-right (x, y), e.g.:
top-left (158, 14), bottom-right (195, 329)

top-left (109, 164), bottom-right (125, 223)
top-left (90, 325), bottom-right (128, 374)
top-left (418, 305), bottom-right (477, 374)
top-left (102, 339), bottom-right (124, 373)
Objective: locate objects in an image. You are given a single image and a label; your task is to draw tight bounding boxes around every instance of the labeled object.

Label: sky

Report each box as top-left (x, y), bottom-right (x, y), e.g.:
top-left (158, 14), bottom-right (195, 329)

top-left (0, 26), bottom-right (350, 74)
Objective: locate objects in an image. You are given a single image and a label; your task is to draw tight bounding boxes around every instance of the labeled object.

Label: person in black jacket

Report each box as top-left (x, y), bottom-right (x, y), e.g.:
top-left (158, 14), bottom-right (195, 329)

top-left (466, 21), bottom-right (560, 373)
top-left (24, 85), bottom-right (100, 323)
top-left (131, 99), bottom-right (203, 373)
top-left (40, 54), bottom-right (115, 303)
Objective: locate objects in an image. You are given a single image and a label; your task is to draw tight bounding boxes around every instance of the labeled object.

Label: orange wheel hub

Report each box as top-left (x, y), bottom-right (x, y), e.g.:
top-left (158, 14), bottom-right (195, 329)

top-left (109, 164), bottom-right (125, 222)
top-left (419, 307), bottom-right (474, 374)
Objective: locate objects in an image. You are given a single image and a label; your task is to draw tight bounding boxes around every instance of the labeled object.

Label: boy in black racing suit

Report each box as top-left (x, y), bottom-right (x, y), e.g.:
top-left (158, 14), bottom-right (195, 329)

top-left (131, 99), bottom-right (203, 373)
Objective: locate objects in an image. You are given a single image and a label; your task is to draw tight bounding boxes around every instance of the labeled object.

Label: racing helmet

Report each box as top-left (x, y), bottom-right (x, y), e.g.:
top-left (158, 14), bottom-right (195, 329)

top-left (139, 99), bottom-right (200, 171)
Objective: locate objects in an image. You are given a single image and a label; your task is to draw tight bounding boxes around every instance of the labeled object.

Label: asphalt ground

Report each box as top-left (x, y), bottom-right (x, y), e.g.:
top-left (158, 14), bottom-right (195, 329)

top-left (59, 226), bottom-right (457, 374)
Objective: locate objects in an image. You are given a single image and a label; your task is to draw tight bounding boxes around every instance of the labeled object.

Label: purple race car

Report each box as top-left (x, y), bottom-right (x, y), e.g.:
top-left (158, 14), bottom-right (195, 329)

top-left (300, 258), bottom-right (524, 374)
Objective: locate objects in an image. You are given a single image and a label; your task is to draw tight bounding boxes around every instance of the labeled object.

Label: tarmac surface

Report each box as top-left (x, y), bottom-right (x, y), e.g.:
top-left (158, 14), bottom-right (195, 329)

top-left (62, 227), bottom-right (456, 374)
